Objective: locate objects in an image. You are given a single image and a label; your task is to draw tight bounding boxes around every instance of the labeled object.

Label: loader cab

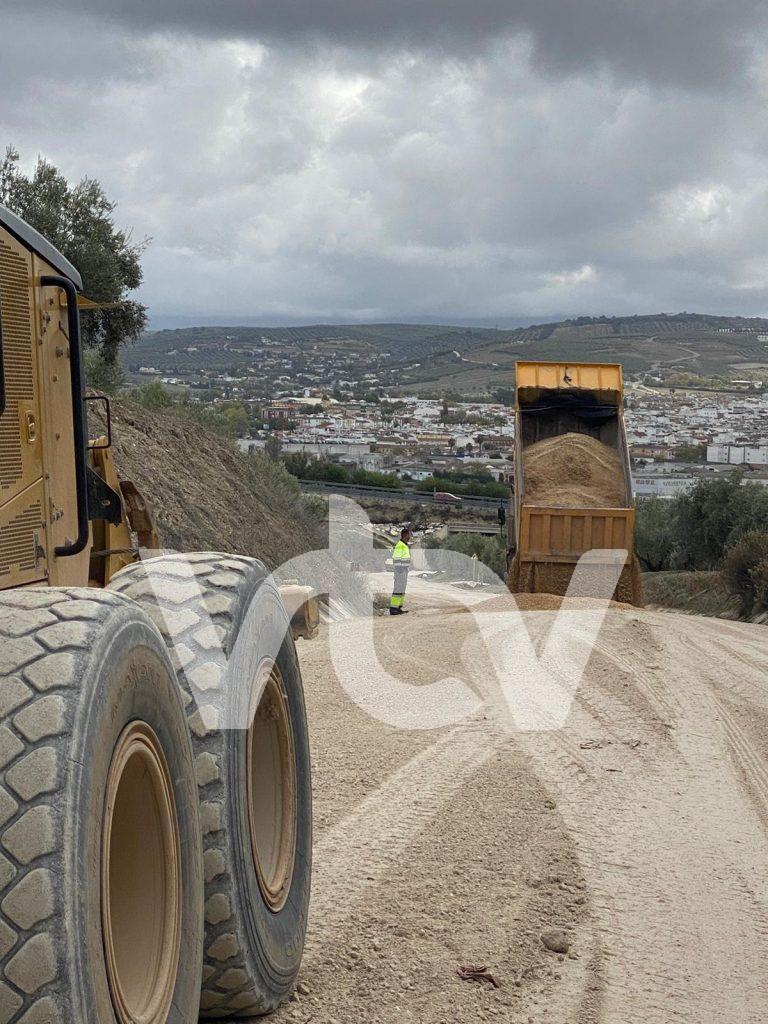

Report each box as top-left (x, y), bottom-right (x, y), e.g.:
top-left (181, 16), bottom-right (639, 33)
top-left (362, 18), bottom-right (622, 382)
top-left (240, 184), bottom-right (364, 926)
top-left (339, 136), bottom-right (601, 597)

top-left (0, 203), bottom-right (94, 589)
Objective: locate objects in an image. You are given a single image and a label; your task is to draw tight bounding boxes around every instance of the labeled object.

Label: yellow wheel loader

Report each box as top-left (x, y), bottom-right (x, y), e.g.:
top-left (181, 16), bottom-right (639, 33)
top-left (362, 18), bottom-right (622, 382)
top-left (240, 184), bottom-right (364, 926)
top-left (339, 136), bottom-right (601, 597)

top-left (0, 205), bottom-right (312, 1023)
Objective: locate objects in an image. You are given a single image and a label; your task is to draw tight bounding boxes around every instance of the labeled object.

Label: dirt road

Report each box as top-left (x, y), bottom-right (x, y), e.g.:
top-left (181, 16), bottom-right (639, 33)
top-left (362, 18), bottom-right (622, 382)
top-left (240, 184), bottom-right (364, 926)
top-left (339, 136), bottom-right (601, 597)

top-left (267, 583), bottom-right (768, 1024)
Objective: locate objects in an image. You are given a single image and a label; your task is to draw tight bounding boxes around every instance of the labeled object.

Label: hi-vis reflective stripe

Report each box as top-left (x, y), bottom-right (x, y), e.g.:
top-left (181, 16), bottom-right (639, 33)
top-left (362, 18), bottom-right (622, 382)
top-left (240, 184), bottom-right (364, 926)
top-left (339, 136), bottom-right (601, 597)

top-left (390, 593), bottom-right (404, 608)
top-left (392, 541), bottom-right (411, 564)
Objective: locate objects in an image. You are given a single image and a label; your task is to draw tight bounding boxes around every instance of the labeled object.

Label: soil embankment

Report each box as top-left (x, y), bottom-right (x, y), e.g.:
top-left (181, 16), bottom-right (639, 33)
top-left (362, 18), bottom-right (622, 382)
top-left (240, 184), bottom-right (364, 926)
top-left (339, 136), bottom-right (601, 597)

top-left (102, 398), bottom-right (324, 568)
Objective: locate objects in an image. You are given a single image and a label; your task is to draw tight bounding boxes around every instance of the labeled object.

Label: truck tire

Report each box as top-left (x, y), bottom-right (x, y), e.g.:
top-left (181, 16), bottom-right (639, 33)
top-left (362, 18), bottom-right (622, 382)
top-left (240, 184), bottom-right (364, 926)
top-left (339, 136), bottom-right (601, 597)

top-left (606, 554), bottom-right (644, 606)
top-left (0, 588), bottom-right (204, 1024)
top-left (509, 555), bottom-right (644, 605)
top-left (506, 553), bottom-right (521, 593)
top-left (108, 554), bottom-right (312, 1018)
top-left (507, 555), bottom-right (535, 594)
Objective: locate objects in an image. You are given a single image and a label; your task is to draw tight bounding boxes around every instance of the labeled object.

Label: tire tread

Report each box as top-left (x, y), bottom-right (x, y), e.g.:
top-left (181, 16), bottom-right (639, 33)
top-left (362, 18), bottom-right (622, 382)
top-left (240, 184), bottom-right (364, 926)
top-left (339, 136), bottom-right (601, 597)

top-left (0, 588), bottom-right (132, 1024)
top-left (110, 554), bottom-right (285, 1017)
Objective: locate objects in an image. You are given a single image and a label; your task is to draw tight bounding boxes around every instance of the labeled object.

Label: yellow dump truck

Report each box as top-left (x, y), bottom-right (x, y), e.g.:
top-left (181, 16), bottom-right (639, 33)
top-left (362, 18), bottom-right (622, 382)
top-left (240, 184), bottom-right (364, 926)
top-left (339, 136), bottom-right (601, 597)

top-left (507, 360), bottom-right (643, 604)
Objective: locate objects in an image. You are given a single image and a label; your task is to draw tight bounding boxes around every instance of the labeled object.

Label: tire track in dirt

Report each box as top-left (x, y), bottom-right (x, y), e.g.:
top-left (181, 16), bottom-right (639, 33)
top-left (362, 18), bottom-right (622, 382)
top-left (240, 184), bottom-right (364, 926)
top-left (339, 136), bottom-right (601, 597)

top-left (293, 609), bottom-right (600, 1023)
top-left (289, 601), bottom-right (768, 1023)
top-left (519, 726), bottom-right (768, 1022)
top-left (716, 697), bottom-right (768, 825)
top-left (658, 617), bottom-right (768, 833)
top-left (304, 719), bottom-right (499, 959)
top-left (475, 608), bottom-right (768, 1022)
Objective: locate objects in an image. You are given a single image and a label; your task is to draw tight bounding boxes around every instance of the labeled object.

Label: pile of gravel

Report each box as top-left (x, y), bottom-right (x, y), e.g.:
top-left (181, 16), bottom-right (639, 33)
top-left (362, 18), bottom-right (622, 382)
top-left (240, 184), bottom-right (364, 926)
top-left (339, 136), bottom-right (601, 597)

top-left (522, 432), bottom-right (626, 508)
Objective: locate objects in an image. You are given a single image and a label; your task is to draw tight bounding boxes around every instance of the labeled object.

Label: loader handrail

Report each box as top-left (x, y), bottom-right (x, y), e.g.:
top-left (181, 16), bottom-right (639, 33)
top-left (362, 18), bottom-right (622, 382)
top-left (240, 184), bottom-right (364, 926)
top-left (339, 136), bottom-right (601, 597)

top-left (41, 274), bottom-right (90, 557)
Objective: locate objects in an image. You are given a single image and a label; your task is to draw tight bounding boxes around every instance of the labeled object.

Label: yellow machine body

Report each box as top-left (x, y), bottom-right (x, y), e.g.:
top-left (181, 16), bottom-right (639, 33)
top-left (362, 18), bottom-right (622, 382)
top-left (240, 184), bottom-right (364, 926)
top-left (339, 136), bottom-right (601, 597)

top-left (0, 208), bottom-right (153, 591)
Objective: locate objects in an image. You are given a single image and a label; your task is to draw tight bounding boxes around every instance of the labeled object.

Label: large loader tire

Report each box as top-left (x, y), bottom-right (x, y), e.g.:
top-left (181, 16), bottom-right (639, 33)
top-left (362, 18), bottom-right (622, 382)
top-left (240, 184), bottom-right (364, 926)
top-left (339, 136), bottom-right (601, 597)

top-left (109, 554), bottom-right (312, 1018)
top-left (0, 588), bottom-right (203, 1024)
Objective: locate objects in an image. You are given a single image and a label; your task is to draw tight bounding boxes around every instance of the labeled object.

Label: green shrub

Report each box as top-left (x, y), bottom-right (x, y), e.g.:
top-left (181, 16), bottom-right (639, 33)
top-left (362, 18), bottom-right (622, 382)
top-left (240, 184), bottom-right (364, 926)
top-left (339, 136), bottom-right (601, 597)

top-left (634, 497), bottom-right (676, 571)
top-left (672, 474), bottom-right (768, 570)
top-left (350, 468), bottom-right (402, 489)
top-left (751, 559), bottom-right (768, 611)
top-left (312, 460), bottom-right (350, 483)
top-left (415, 474), bottom-right (508, 499)
top-left (282, 453), bottom-right (314, 479)
top-left (248, 451), bottom-right (302, 502)
top-left (721, 531), bottom-right (768, 617)
top-left (281, 458), bottom-right (404, 489)
top-left (136, 380), bottom-right (172, 411)
top-left (422, 532), bottom-right (506, 579)
top-left (84, 351), bottom-right (126, 395)
top-left (174, 400), bottom-right (250, 438)
top-left (301, 493), bottom-right (328, 524)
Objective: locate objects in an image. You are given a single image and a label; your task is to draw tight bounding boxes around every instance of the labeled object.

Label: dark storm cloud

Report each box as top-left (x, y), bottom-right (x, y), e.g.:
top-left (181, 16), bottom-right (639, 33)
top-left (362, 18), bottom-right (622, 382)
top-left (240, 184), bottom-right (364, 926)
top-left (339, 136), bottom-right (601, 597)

top-left (9, 0), bottom-right (768, 88)
top-left (2, 2), bottom-right (768, 320)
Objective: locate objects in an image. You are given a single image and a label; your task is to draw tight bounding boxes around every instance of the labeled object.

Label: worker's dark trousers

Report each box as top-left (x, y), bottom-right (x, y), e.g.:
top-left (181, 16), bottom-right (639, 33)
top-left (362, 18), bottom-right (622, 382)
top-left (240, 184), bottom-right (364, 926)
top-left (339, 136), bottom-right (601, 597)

top-left (390, 566), bottom-right (409, 612)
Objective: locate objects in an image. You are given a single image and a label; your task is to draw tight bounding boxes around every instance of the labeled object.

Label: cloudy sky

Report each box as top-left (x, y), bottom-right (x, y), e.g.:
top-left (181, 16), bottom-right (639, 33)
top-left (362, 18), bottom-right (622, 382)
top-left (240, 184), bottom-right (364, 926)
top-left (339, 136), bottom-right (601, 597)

top-left (2, 0), bottom-right (768, 325)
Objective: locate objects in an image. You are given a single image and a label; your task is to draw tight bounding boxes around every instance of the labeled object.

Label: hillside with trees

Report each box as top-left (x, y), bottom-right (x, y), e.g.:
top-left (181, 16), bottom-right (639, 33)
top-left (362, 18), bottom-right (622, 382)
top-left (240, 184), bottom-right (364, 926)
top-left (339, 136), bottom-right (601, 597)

top-left (129, 312), bottom-right (768, 392)
top-left (636, 474), bottom-right (768, 620)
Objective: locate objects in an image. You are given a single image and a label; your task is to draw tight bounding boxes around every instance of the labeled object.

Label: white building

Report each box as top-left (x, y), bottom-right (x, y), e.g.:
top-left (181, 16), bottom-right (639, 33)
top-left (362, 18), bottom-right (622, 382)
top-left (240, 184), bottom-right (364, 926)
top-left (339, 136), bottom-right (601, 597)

top-left (633, 476), bottom-right (695, 498)
top-left (707, 444), bottom-right (768, 465)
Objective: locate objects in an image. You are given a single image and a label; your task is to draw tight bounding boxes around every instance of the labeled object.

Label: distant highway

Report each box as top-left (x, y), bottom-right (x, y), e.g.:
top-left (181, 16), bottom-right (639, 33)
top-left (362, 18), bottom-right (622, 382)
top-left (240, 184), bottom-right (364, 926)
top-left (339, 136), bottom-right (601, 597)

top-left (298, 479), bottom-right (503, 510)
top-left (445, 522), bottom-right (503, 536)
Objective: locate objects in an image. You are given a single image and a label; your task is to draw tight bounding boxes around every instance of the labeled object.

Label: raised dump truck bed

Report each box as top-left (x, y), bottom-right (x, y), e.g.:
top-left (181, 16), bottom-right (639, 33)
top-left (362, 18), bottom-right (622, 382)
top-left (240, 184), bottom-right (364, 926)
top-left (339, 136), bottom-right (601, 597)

top-left (509, 360), bottom-right (642, 604)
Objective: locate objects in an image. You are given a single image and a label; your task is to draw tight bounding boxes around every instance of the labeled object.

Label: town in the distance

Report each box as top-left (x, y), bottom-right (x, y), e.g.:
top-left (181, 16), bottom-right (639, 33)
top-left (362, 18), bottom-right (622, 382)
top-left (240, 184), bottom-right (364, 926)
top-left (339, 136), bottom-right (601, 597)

top-left (125, 313), bottom-right (768, 507)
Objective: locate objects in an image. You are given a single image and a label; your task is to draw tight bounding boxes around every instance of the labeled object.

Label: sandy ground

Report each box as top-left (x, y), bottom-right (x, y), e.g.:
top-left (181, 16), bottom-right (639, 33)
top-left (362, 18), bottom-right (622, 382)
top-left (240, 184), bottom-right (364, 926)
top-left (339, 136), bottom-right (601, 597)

top-left (262, 578), bottom-right (768, 1024)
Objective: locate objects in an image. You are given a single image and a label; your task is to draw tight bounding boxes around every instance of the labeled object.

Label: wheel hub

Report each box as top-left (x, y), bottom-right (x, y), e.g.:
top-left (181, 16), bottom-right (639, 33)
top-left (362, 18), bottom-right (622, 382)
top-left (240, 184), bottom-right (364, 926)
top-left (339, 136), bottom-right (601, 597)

top-left (246, 664), bottom-right (298, 913)
top-left (101, 721), bottom-right (182, 1024)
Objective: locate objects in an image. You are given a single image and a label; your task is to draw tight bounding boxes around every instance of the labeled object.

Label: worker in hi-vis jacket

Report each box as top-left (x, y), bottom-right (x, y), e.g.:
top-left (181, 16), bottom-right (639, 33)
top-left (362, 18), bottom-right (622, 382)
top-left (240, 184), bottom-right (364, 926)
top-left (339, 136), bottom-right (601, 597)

top-left (390, 528), bottom-right (412, 615)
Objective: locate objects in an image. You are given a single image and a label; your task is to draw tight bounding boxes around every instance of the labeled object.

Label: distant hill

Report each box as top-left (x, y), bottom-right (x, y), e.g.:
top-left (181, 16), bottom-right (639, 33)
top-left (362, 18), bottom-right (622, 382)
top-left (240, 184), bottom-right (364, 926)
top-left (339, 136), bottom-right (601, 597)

top-left (126, 322), bottom-right (528, 371)
top-left (126, 313), bottom-right (768, 391)
top-left (400, 313), bottom-right (768, 393)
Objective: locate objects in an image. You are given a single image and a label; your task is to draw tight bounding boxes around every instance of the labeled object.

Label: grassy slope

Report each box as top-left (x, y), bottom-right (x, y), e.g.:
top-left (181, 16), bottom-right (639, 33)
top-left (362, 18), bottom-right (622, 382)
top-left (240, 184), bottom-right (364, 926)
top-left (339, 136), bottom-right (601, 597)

top-left (642, 571), bottom-right (742, 619)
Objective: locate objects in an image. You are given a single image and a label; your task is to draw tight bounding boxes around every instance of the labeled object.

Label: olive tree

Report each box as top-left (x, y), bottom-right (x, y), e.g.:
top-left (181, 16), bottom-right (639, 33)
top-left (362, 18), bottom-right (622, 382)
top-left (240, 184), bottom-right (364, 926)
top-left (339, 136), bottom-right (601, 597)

top-left (1, 146), bottom-right (148, 361)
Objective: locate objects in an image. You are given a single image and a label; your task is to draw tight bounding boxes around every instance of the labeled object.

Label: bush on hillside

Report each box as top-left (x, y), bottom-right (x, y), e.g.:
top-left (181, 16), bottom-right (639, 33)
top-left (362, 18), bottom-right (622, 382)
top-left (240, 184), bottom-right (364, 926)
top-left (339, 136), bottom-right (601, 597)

top-left (177, 399), bottom-right (250, 438)
top-left (642, 571), bottom-right (740, 618)
top-left (721, 531), bottom-right (768, 617)
top-left (300, 493), bottom-right (328, 526)
top-left (635, 473), bottom-right (768, 573)
top-left (751, 559), bottom-right (768, 612)
top-left (137, 380), bottom-right (173, 411)
top-left (672, 474), bottom-right (768, 570)
top-left (283, 456), bottom-right (352, 483)
top-left (84, 351), bottom-right (126, 395)
top-left (248, 450), bottom-right (302, 504)
top-left (350, 468), bottom-right (402, 489)
top-left (634, 498), bottom-right (676, 571)
top-left (422, 532), bottom-right (506, 579)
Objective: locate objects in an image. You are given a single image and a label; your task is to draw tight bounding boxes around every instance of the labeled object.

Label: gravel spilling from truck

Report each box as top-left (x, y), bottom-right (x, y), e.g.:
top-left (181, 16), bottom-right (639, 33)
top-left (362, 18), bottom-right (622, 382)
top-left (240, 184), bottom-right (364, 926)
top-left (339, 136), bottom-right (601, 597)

top-left (522, 431), bottom-right (626, 508)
